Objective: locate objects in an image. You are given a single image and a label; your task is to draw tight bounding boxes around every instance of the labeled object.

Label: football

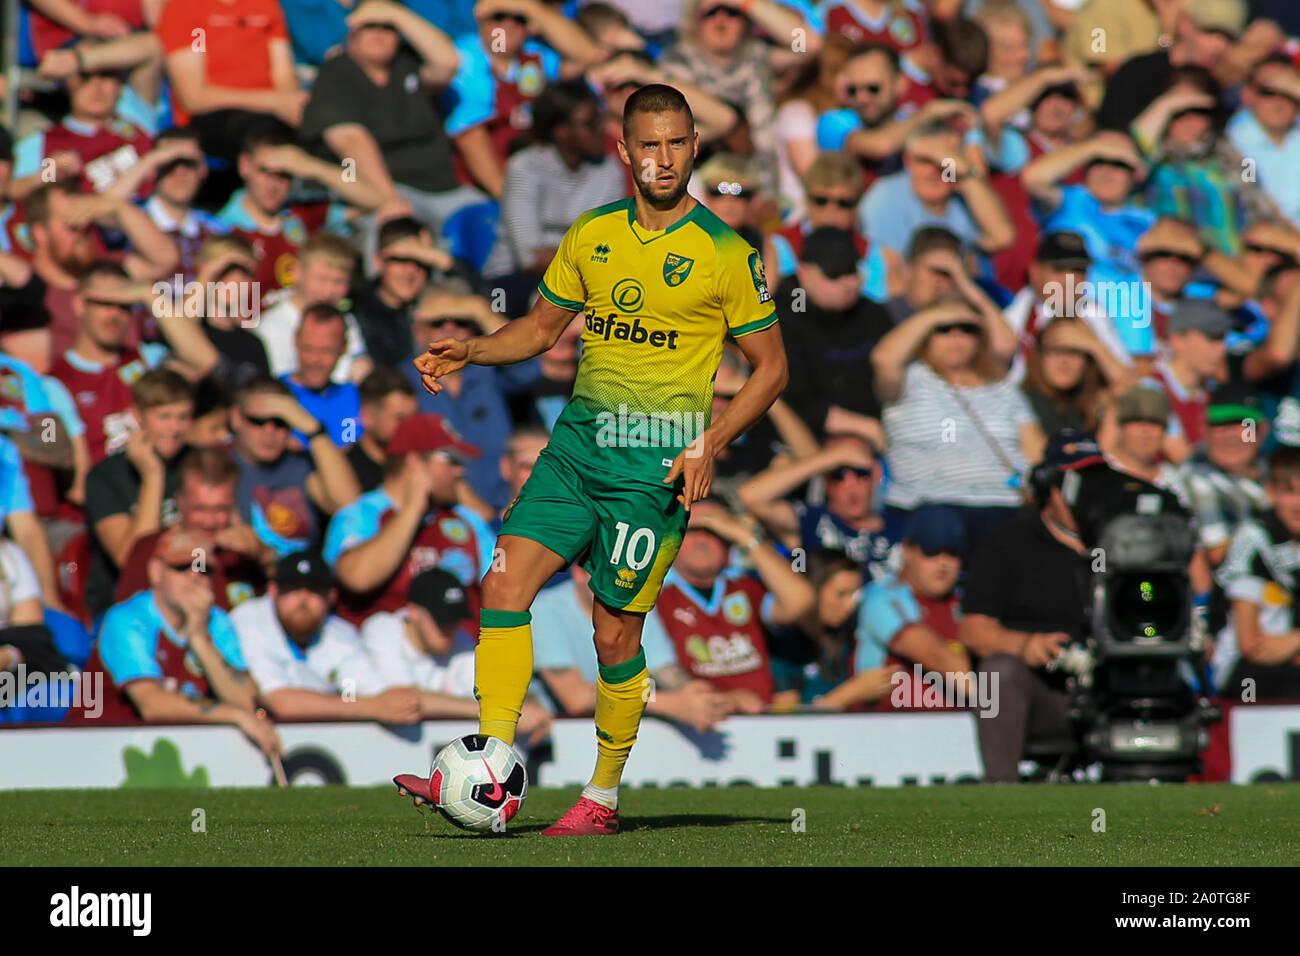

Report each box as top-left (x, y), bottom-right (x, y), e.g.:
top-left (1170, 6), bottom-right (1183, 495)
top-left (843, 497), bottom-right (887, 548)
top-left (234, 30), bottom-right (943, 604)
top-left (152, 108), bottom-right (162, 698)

top-left (429, 734), bottom-right (528, 832)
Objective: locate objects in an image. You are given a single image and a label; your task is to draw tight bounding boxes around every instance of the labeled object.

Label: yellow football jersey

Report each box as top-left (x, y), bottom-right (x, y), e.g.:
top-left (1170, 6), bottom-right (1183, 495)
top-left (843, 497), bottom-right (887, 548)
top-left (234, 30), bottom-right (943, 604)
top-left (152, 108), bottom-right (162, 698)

top-left (538, 196), bottom-right (777, 484)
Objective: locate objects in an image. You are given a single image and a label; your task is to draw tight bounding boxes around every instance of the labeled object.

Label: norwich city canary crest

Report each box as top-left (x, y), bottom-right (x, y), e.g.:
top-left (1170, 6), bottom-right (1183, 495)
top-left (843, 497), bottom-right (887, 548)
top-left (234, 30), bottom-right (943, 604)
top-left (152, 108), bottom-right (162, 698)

top-left (663, 253), bottom-right (694, 287)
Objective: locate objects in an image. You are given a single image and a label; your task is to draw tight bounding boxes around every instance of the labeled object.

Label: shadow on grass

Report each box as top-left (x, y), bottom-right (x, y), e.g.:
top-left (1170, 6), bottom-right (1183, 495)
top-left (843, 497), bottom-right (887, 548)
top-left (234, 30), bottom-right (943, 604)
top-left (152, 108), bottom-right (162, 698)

top-left (411, 814), bottom-right (788, 839)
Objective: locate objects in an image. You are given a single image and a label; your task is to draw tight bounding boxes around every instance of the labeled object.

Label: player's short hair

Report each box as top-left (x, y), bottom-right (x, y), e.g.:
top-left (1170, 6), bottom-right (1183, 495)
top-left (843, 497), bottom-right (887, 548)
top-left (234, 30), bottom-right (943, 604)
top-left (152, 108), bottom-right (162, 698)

top-left (622, 83), bottom-right (694, 140)
top-left (297, 302), bottom-right (347, 340)
top-left (299, 233), bottom-right (357, 272)
top-left (241, 119), bottom-right (295, 156)
top-left (193, 374), bottom-right (233, 418)
top-left (845, 41), bottom-right (900, 74)
top-left (23, 181), bottom-right (76, 225)
top-left (359, 365), bottom-right (416, 406)
top-left (933, 18), bottom-right (988, 79)
top-left (132, 367), bottom-right (194, 411)
top-left (79, 260), bottom-right (131, 289)
top-left (803, 151), bottom-right (864, 198)
top-left (905, 225), bottom-right (962, 262)
top-left (377, 216), bottom-right (426, 250)
top-left (234, 374), bottom-right (293, 408)
top-left (534, 78), bottom-right (600, 142)
top-left (1269, 445), bottom-right (1300, 487)
top-left (177, 446), bottom-right (241, 490)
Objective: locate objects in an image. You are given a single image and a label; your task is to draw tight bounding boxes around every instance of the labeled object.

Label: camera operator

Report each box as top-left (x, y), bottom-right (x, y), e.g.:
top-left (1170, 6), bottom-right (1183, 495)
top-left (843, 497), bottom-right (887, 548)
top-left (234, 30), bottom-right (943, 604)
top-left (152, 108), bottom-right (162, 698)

top-left (960, 430), bottom-right (1105, 782)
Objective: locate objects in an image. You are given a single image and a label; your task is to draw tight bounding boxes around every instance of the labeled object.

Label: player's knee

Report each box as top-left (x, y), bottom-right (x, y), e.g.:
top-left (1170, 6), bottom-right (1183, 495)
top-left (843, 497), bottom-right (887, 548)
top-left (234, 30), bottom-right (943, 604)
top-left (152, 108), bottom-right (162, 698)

top-left (591, 623), bottom-right (640, 667)
top-left (481, 570), bottom-right (534, 613)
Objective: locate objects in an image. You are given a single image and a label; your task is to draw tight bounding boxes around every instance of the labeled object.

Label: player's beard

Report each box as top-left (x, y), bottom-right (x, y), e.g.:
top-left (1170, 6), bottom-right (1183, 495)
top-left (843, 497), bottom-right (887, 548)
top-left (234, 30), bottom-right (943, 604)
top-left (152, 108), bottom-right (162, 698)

top-left (635, 163), bottom-right (693, 211)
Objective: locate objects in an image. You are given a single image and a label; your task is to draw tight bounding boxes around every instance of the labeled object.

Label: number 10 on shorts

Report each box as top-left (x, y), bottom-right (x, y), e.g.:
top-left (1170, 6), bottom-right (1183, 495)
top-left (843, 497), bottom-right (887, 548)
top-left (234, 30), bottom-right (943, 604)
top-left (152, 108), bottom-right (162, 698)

top-left (610, 521), bottom-right (656, 570)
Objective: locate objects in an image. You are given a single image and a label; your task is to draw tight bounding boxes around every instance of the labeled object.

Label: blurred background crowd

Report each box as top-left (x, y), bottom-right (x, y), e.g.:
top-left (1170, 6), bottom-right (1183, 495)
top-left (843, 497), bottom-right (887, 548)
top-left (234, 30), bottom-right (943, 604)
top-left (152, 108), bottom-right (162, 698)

top-left (1, 0), bottom-right (1300, 782)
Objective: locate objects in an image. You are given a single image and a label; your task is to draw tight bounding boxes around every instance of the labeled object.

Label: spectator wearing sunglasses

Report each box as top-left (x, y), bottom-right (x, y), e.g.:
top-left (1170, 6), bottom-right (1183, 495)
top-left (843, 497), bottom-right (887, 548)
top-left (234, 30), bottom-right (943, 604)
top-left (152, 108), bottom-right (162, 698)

top-left (872, 296), bottom-right (1042, 549)
top-left (229, 376), bottom-right (361, 559)
top-left (324, 413), bottom-right (494, 629)
top-left (1227, 56), bottom-right (1300, 227)
top-left (1132, 218), bottom-right (1242, 349)
top-left (83, 368), bottom-right (195, 622)
top-left (69, 526), bottom-right (281, 761)
top-left (482, 77), bottom-right (626, 307)
top-left (442, 0), bottom-right (601, 201)
top-left (1132, 67), bottom-right (1280, 257)
top-left (768, 151), bottom-right (896, 298)
top-left (739, 433), bottom-right (896, 581)
top-left (858, 120), bottom-right (1016, 261)
top-left (106, 127), bottom-right (224, 285)
top-left (11, 43), bottom-right (153, 201)
top-left (406, 288), bottom-right (539, 509)
top-left (857, 503), bottom-right (972, 709)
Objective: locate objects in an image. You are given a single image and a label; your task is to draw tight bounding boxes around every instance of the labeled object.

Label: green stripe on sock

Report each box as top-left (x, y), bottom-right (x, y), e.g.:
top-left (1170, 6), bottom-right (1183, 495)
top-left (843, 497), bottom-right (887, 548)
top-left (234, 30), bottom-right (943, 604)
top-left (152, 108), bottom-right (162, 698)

top-left (599, 649), bottom-right (647, 685)
top-left (481, 609), bottom-right (532, 628)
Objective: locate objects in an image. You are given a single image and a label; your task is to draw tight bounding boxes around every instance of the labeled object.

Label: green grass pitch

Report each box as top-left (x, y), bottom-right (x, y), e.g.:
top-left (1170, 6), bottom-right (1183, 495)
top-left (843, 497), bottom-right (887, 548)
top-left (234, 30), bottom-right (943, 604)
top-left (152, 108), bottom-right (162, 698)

top-left (4, 784), bottom-right (1299, 866)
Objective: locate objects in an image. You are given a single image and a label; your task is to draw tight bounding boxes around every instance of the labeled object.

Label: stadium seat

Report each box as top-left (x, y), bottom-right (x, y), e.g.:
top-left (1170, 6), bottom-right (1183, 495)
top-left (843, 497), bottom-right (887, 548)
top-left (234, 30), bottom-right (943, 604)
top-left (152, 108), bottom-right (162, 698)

top-left (55, 530), bottom-right (91, 627)
top-left (441, 200), bottom-right (499, 275)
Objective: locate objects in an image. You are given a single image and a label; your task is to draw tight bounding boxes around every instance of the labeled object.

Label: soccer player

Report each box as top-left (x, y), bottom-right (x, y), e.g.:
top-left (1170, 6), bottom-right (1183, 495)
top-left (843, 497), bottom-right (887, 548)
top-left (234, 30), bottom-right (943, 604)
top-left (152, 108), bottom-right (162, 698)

top-left (394, 84), bottom-right (788, 835)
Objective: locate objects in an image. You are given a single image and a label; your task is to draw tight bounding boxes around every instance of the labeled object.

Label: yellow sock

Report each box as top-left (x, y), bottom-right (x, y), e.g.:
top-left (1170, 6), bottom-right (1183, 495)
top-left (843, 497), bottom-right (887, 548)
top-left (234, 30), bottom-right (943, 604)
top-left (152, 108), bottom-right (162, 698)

top-left (588, 649), bottom-right (650, 794)
top-left (475, 609), bottom-right (534, 747)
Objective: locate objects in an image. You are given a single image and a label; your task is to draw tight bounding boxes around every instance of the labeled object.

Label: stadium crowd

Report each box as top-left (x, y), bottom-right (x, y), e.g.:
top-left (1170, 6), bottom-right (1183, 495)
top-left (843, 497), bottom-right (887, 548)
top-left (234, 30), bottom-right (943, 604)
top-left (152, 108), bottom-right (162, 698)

top-left (3, 0), bottom-right (1300, 781)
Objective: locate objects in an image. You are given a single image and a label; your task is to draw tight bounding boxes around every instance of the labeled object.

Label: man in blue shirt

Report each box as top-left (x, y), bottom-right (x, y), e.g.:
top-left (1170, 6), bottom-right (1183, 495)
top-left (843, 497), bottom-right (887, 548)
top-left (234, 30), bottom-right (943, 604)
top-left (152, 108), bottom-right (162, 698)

top-left (281, 304), bottom-right (362, 448)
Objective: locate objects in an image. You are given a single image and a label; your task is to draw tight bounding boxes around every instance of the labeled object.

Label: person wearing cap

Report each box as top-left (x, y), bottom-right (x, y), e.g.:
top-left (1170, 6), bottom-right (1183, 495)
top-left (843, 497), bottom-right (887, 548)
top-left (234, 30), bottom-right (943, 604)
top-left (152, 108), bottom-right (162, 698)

top-left (1102, 383), bottom-right (1192, 497)
top-left (404, 287), bottom-right (539, 509)
top-left (1214, 444), bottom-right (1300, 700)
top-left (1003, 230), bottom-right (1131, 378)
top-left (960, 429), bottom-right (1105, 781)
top-left (113, 447), bottom-right (272, 612)
top-left (229, 375), bottom-right (362, 558)
top-left (298, 1), bottom-right (489, 244)
top-left (858, 119), bottom-right (1017, 259)
top-left (739, 432), bottom-right (896, 578)
top-left (1181, 382), bottom-right (1271, 569)
top-left (1131, 66), bottom-right (1281, 258)
top-left (1149, 298), bottom-right (1232, 448)
top-left (229, 549), bottom-right (423, 724)
top-left (655, 497), bottom-right (814, 711)
top-left (324, 412), bottom-right (495, 629)
top-left (858, 503), bottom-right (973, 708)
top-left (67, 526), bottom-right (281, 761)
top-left (776, 226), bottom-right (895, 442)
top-left (361, 566), bottom-right (552, 734)
top-left (1096, 0), bottom-right (1253, 132)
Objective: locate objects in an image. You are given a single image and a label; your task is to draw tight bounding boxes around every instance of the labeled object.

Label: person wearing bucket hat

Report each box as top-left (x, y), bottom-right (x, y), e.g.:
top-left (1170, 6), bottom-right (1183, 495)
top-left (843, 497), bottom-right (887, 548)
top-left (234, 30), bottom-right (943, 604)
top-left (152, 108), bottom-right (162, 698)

top-left (323, 412), bottom-right (494, 630)
top-left (1182, 382), bottom-right (1271, 567)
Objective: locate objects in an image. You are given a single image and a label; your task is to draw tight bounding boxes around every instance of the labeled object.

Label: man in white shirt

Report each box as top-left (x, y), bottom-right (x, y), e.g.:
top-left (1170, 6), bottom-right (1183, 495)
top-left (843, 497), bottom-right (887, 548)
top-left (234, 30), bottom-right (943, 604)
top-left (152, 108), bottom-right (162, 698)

top-left (230, 549), bottom-right (421, 723)
top-left (362, 566), bottom-right (550, 733)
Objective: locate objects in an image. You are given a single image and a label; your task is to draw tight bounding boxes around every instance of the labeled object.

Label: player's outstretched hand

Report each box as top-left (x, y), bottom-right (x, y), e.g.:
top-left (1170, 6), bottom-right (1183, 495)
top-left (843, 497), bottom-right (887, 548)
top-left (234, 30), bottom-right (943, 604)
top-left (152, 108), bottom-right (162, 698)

top-left (414, 339), bottom-right (472, 396)
top-left (663, 435), bottom-right (715, 510)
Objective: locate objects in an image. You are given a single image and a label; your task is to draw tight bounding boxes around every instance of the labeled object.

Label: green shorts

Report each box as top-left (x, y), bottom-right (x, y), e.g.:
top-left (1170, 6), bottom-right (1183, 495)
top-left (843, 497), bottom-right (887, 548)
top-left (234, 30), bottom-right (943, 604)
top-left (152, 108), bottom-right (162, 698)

top-left (499, 446), bottom-right (687, 612)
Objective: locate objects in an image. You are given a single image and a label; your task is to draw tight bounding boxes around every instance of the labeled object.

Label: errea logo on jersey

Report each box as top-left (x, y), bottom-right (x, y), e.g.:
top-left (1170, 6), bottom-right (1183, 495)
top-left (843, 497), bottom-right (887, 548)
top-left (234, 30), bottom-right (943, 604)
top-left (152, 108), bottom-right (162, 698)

top-left (591, 243), bottom-right (612, 263)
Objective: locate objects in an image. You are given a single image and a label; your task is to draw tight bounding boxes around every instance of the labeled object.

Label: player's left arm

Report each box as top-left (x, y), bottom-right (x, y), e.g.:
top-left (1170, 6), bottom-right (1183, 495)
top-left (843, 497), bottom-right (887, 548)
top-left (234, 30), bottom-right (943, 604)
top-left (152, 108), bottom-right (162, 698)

top-left (665, 325), bottom-right (788, 509)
